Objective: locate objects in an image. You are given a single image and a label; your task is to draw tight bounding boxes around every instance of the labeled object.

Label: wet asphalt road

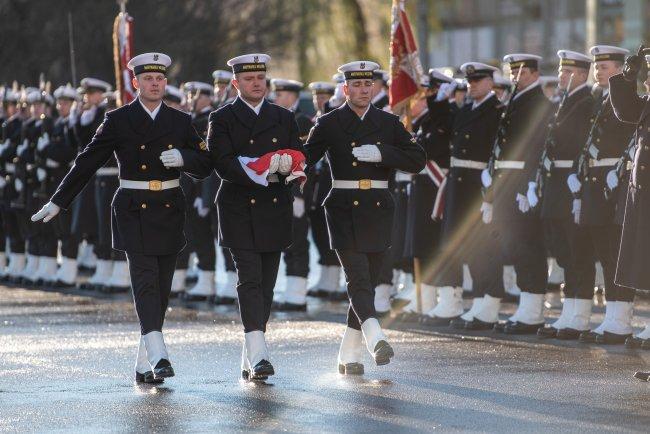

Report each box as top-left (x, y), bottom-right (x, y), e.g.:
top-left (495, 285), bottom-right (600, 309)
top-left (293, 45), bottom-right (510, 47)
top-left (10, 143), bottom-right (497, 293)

top-left (1, 285), bottom-right (650, 433)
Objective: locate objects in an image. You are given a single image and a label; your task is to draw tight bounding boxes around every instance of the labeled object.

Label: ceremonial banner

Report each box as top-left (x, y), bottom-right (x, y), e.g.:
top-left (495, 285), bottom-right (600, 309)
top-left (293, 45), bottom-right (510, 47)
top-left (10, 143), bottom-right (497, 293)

top-left (113, 10), bottom-right (135, 107)
top-left (389, 0), bottom-right (424, 116)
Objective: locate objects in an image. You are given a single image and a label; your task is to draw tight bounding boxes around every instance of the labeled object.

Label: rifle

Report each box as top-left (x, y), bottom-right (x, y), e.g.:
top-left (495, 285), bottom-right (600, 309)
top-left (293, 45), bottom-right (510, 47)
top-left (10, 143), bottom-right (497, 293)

top-left (534, 73), bottom-right (574, 197)
top-left (483, 65), bottom-right (523, 197)
top-left (604, 136), bottom-right (636, 200)
top-left (575, 92), bottom-right (607, 196)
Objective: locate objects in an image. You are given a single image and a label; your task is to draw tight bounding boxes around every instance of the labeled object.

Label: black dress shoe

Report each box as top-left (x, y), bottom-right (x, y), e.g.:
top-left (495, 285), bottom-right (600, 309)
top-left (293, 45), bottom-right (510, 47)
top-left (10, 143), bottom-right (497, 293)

top-left (307, 288), bottom-right (329, 298)
top-left (153, 359), bottom-right (175, 379)
top-left (54, 280), bottom-right (76, 288)
top-left (633, 371), bottom-right (650, 382)
top-left (274, 301), bottom-right (307, 312)
top-left (103, 285), bottom-right (129, 294)
top-left (449, 317), bottom-right (468, 329)
top-left (213, 295), bottom-right (237, 305)
top-left (135, 371), bottom-right (164, 384)
top-left (373, 340), bottom-right (394, 366)
top-left (493, 320), bottom-right (515, 333)
top-left (626, 336), bottom-right (643, 348)
top-left (556, 328), bottom-right (582, 340)
top-left (579, 330), bottom-right (599, 343)
top-left (421, 315), bottom-right (459, 326)
top-left (397, 311), bottom-right (421, 323)
top-left (338, 362), bottom-right (364, 375)
top-left (390, 297), bottom-right (411, 310)
top-left (464, 318), bottom-right (496, 331)
top-left (183, 293), bottom-right (211, 302)
top-left (595, 331), bottom-right (632, 345)
top-left (641, 340), bottom-right (650, 350)
top-left (250, 360), bottom-right (274, 380)
top-left (503, 322), bottom-right (544, 335)
top-left (536, 326), bottom-right (559, 339)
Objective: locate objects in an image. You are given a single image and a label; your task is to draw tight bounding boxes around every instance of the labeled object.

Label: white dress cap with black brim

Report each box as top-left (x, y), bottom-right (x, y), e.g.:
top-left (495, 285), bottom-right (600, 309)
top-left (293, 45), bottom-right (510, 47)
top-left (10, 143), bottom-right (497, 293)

top-left (308, 82), bottom-right (336, 95)
top-left (212, 70), bottom-right (233, 84)
top-left (428, 69), bottom-right (453, 85)
top-left (503, 53), bottom-right (543, 70)
top-left (127, 52), bottom-right (172, 76)
top-left (557, 50), bottom-right (592, 70)
top-left (460, 62), bottom-right (499, 80)
top-left (227, 53), bottom-right (271, 74)
top-left (271, 79), bottom-right (304, 93)
top-left (589, 45), bottom-right (629, 63)
top-left (338, 61), bottom-right (380, 80)
top-left (182, 81), bottom-right (214, 97)
top-left (80, 77), bottom-right (113, 93)
top-left (53, 84), bottom-right (79, 101)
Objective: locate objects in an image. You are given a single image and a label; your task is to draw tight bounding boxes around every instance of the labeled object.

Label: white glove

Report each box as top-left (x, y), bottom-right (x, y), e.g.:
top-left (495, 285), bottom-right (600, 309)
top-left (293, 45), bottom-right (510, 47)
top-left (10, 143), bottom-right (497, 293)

top-left (567, 173), bottom-right (581, 194)
top-left (481, 169), bottom-right (492, 188)
top-left (480, 202), bottom-right (493, 224)
top-left (160, 149), bottom-right (184, 168)
top-left (193, 197), bottom-right (209, 217)
top-left (527, 182), bottom-right (539, 208)
top-left (516, 193), bottom-right (530, 213)
top-left (606, 169), bottom-right (619, 190)
top-left (16, 139), bottom-right (28, 156)
top-left (572, 199), bottom-right (581, 225)
top-left (0, 139), bottom-right (11, 153)
top-left (36, 133), bottom-right (50, 152)
top-left (436, 82), bottom-right (457, 101)
top-left (37, 168), bottom-right (47, 182)
top-left (31, 201), bottom-right (60, 223)
top-left (14, 178), bottom-right (23, 192)
top-left (268, 154), bottom-right (280, 174)
top-left (293, 197), bottom-right (305, 218)
top-left (278, 154), bottom-right (292, 175)
top-left (352, 144), bottom-right (382, 163)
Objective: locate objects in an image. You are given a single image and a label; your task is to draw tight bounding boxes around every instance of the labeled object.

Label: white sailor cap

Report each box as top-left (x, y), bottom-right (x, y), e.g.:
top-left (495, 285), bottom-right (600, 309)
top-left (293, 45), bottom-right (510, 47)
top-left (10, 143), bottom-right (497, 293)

top-left (427, 68), bottom-right (454, 85)
top-left (24, 89), bottom-right (47, 104)
top-left (308, 81), bottom-right (336, 95)
top-left (271, 79), bottom-right (303, 92)
top-left (227, 53), bottom-right (271, 74)
top-left (493, 74), bottom-right (512, 89)
top-left (212, 69), bottom-right (233, 84)
top-left (539, 76), bottom-right (560, 86)
top-left (460, 62), bottom-right (499, 79)
top-left (337, 61), bottom-right (380, 80)
top-left (80, 77), bottom-right (113, 93)
top-left (164, 85), bottom-right (184, 103)
top-left (2, 87), bottom-right (21, 103)
top-left (503, 53), bottom-right (543, 70)
top-left (127, 52), bottom-right (171, 76)
top-left (589, 45), bottom-right (629, 62)
top-left (331, 72), bottom-right (345, 83)
top-left (557, 50), bottom-right (592, 70)
top-left (182, 81), bottom-right (214, 96)
top-left (373, 69), bottom-right (390, 83)
top-left (53, 84), bottom-right (79, 100)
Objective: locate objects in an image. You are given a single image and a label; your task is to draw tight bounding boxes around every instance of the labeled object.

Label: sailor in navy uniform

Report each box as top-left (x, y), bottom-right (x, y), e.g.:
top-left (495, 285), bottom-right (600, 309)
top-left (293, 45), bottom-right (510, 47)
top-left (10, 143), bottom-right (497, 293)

top-left (32, 52), bottom-right (212, 384)
top-left (73, 78), bottom-right (114, 289)
top-left (610, 48), bottom-right (650, 380)
top-left (531, 51), bottom-right (596, 340)
top-left (567, 46), bottom-right (636, 345)
top-left (371, 69), bottom-right (390, 111)
top-left (212, 69), bottom-right (237, 108)
top-left (304, 61), bottom-right (425, 375)
top-left (208, 53), bottom-right (304, 381)
top-left (269, 78), bottom-right (314, 311)
top-left (481, 53), bottom-right (554, 335)
top-left (0, 86), bottom-right (25, 280)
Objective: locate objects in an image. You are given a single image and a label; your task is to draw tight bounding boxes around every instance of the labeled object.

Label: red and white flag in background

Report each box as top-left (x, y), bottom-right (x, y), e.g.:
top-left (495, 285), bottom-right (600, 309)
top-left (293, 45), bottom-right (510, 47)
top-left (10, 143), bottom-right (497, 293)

top-left (389, 0), bottom-right (424, 116)
top-left (112, 9), bottom-right (135, 107)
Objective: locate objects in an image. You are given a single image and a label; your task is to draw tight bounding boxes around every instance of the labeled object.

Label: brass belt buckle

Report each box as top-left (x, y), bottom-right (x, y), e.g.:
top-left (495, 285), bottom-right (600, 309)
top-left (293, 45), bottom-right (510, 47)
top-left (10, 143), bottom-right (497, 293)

top-left (149, 180), bottom-right (162, 191)
top-left (359, 179), bottom-right (371, 190)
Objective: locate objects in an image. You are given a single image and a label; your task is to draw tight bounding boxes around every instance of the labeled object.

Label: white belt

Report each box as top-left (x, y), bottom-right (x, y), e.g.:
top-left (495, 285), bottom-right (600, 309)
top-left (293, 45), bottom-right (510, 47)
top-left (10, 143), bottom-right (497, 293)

top-left (45, 158), bottom-right (60, 168)
top-left (119, 179), bottom-right (180, 191)
top-left (589, 158), bottom-right (619, 168)
top-left (552, 160), bottom-right (573, 168)
top-left (495, 160), bottom-right (525, 170)
top-left (450, 157), bottom-right (487, 170)
top-left (97, 167), bottom-right (119, 176)
top-left (394, 171), bottom-right (413, 182)
top-left (5, 163), bottom-right (15, 174)
top-left (332, 179), bottom-right (388, 190)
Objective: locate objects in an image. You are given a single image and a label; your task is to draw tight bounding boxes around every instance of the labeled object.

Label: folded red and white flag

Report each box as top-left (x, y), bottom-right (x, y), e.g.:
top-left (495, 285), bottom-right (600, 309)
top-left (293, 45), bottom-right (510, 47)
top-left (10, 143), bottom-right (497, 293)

top-left (239, 148), bottom-right (306, 190)
top-left (425, 159), bottom-right (447, 221)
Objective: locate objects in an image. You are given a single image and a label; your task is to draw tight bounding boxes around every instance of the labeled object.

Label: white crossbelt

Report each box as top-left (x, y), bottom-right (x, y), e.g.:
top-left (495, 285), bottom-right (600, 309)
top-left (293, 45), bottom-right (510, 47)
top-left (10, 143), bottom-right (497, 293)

top-left (120, 179), bottom-right (180, 191)
top-left (45, 158), bottom-right (60, 169)
top-left (495, 160), bottom-right (525, 170)
top-left (552, 160), bottom-right (573, 168)
top-left (589, 158), bottom-right (619, 167)
top-left (97, 167), bottom-right (119, 176)
top-left (450, 157), bottom-right (487, 170)
top-left (332, 179), bottom-right (388, 190)
top-left (5, 163), bottom-right (15, 174)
